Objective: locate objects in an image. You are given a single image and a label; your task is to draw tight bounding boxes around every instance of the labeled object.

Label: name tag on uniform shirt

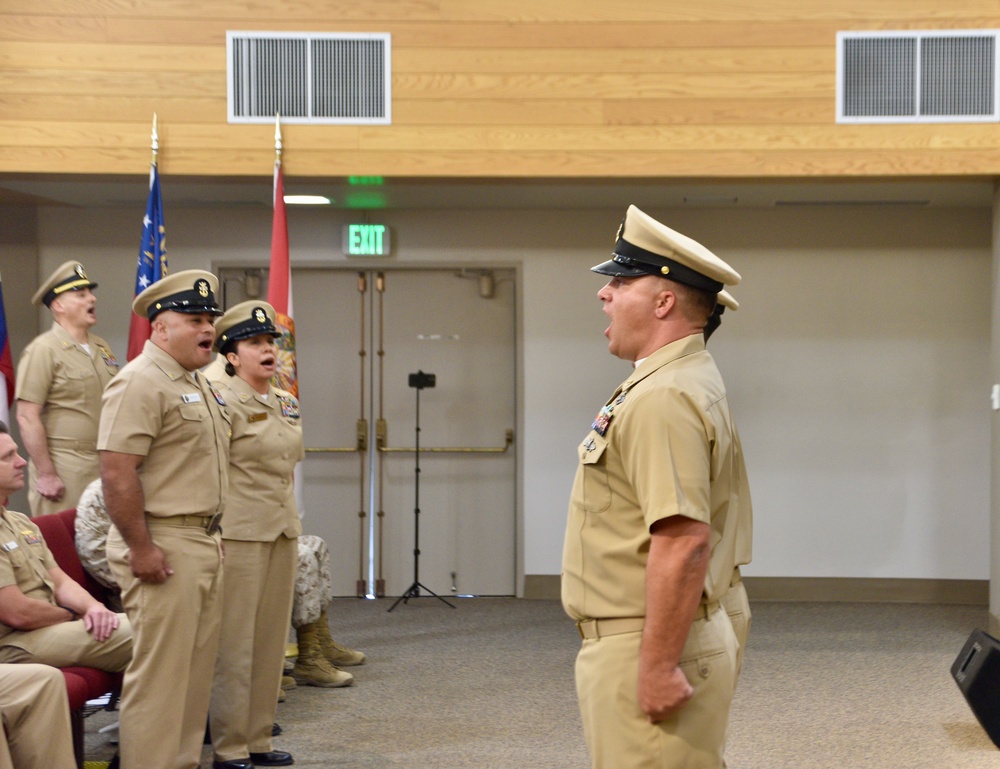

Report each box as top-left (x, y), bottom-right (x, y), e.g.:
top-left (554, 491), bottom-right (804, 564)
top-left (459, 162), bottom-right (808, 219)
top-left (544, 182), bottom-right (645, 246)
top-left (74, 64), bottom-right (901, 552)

top-left (1, 541), bottom-right (17, 552)
top-left (182, 393), bottom-right (202, 403)
top-left (248, 412), bottom-right (268, 423)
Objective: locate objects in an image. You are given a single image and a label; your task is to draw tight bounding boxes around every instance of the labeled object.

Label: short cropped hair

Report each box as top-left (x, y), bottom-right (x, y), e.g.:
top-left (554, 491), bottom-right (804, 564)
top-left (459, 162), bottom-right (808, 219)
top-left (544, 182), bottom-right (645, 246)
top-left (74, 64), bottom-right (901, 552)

top-left (665, 278), bottom-right (717, 325)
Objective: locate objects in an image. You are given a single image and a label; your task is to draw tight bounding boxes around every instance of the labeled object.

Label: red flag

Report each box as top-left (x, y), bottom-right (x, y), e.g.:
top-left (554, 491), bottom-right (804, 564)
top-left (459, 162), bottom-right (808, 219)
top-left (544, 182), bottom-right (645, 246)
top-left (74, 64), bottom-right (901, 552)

top-left (268, 160), bottom-right (297, 397)
top-left (0, 271), bottom-right (14, 428)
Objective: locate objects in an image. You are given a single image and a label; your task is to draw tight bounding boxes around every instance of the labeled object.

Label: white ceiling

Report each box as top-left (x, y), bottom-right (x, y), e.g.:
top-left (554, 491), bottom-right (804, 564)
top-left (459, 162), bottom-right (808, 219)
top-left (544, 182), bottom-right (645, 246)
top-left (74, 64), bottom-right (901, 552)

top-left (0, 176), bottom-right (993, 211)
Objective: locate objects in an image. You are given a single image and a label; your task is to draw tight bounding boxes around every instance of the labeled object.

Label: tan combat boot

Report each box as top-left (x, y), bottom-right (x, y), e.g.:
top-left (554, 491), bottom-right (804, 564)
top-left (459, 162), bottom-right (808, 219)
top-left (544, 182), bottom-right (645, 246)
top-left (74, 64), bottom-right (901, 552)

top-left (292, 622), bottom-right (354, 688)
top-left (317, 609), bottom-right (366, 666)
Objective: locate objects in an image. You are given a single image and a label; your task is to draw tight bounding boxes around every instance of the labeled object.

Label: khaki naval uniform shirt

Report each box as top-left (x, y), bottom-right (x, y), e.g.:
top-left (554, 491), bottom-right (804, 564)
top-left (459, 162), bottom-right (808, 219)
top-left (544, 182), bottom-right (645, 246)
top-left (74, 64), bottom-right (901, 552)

top-left (0, 508), bottom-right (58, 642)
top-left (98, 339), bottom-right (230, 517)
top-left (562, 333), bottom-right (749, 620)
top-left (16, 323), bottom-right (119, 515)
top-left (213, 374), bottom-right (303, 541)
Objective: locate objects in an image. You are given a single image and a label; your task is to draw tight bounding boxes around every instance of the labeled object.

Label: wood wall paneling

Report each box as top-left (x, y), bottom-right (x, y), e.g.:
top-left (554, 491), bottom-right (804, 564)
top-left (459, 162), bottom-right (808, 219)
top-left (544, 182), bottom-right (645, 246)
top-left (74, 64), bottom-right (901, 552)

top-left (7, 0), bottom-right (994, 22)
top-left (0, 94), bottom-right (226, 123)
top-left (0, 41), bottom-right (223, 71)
top-left (392, 47), bottom-right (834, 74)
top-left (1, 1), bottom-right (999, 180)
top-left (94, 20), bottom-right (1000, 49)
top-left (4, 148), bottom-right (996, 179)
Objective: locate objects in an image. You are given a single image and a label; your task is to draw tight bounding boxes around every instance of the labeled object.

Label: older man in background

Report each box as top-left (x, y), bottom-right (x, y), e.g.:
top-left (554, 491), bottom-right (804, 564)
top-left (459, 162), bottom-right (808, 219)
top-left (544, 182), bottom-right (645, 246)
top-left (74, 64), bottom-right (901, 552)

top-left (16, 261), bottom-right (118, 516)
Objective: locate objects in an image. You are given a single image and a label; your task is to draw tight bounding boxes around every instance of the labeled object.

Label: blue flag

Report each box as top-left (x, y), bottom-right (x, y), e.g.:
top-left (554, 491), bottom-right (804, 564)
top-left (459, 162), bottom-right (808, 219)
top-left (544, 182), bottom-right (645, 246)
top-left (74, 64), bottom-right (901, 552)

top-left (127, 163), bottom-right (168, 360)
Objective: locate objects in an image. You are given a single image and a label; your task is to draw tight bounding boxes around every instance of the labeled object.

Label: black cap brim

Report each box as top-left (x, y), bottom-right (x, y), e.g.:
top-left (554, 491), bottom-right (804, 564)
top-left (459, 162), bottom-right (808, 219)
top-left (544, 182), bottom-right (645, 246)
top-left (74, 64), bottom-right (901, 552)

top-left (215, 328), bottom-right (281, 353)
top-left (149, 304), bottom-right (224, 321)
top-left (591, 258), bottom-right (650, 278)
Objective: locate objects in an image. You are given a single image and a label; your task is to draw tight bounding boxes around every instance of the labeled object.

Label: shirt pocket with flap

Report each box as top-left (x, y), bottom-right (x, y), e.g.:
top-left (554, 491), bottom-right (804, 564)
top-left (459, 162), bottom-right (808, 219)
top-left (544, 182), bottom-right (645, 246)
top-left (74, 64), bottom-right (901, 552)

top-left (178, 403), bottom-right (217, 456)
top-left (577, 433), bottom-right (611, 513)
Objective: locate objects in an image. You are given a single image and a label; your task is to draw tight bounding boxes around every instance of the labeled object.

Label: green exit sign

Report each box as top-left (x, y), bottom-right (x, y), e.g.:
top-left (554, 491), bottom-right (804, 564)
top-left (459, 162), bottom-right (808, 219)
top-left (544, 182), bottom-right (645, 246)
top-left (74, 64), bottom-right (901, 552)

top-left (342, 224), bottom-right (392, 256)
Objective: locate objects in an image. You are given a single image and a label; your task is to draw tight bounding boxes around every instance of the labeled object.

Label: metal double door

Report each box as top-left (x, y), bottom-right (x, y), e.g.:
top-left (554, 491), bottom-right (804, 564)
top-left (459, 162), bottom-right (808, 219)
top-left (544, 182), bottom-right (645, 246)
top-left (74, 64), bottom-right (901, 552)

top-left (219, 266), bottom-right (517, 598)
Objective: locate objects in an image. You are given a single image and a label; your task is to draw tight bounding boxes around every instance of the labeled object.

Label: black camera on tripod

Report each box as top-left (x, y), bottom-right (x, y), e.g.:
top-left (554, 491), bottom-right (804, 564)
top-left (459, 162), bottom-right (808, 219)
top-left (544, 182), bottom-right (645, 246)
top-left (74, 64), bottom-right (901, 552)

top-left (408, 371), bottom-right (436, 389)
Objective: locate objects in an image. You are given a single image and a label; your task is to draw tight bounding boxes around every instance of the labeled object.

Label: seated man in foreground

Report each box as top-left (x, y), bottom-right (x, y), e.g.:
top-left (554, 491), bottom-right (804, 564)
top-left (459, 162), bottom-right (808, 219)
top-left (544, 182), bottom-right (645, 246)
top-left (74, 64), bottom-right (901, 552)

top-left (0, 423), bottom-right (130, 672)
top-left (0, 662), bottom-right (76, 769)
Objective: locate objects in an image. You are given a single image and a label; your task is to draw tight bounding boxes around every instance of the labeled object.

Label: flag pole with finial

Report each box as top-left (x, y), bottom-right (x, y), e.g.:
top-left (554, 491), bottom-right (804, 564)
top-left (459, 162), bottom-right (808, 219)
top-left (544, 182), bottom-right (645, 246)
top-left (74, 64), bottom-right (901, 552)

top-left (151, 112), bottom-right (159, 164)
top-left (127, 113), bottom-right (168, 360)
top-left (274, 111), bottom-right (282, 165)
top-left (267, 110), bottom-right (301, 512)
top-left (268, 110), bottom-right (294, 392)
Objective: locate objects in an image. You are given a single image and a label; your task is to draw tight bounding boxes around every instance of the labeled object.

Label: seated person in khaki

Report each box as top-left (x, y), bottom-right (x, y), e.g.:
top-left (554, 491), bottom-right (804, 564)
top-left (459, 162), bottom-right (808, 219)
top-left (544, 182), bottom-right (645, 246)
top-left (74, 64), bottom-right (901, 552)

top-left (0, 424), bottom-right (130, 672)
top-left (0, 663), bottom-right (76, 769)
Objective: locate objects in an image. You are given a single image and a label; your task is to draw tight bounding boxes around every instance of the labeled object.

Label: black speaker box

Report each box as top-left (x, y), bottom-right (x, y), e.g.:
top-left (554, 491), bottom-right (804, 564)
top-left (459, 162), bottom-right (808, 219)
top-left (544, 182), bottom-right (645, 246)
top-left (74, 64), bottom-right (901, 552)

top-left (952, 628), bottom-right (1000, 749)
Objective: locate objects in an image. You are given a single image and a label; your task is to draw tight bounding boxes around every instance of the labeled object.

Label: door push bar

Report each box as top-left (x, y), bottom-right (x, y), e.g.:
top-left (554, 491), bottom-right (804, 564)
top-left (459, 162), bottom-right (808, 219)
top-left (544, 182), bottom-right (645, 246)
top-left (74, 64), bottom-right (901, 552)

top-left (304, 423), bottom-right (514, 454)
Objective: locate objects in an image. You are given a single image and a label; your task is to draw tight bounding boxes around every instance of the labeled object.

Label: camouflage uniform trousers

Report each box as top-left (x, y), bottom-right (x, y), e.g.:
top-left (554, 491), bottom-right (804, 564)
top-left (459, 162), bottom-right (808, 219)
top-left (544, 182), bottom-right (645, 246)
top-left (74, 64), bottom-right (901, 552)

top-left (292, 534), bottom-right (334, 628)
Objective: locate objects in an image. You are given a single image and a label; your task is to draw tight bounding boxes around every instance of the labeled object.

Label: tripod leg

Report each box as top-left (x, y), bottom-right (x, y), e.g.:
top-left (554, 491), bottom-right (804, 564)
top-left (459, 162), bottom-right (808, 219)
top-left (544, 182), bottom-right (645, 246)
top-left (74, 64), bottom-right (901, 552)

top-left (387, 581), bottom-right (456, 611)
top-left (387, 582), bottom-right (420, 612)
top-left (415, 581), bottom-right (456, 609)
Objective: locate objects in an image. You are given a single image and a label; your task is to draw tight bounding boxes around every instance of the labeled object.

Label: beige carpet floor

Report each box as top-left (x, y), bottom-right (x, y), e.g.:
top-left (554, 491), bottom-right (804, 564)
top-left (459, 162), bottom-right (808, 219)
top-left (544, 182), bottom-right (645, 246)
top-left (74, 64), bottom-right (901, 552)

top-left (82, 597), bottom-right (1000, 768)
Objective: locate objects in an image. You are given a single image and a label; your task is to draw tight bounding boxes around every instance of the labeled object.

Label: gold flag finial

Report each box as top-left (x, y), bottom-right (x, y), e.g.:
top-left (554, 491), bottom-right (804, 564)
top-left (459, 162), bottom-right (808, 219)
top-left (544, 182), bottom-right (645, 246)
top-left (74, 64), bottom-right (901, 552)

top-left (274, 113), bottom-right (282, 160)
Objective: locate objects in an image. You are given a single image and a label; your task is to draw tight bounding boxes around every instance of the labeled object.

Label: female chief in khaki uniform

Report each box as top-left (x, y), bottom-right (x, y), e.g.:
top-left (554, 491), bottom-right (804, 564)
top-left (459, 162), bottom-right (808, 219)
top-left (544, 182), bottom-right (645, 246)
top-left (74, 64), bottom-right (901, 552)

top-left (207, 302), bottom-right (302, 769)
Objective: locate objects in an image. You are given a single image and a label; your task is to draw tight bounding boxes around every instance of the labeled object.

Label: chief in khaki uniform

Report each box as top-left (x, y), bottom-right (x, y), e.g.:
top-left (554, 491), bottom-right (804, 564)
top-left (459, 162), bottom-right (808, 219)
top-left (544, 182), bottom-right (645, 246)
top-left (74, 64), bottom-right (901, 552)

top-left (0, 663), bottom-right (76, 769)
top-left (16, 261), bottom-right (119, 516)
top-left (562, 205), bottom-right (752, 769)
top-left (206, 302), bottom-right (300, 769)
top-left (99, 270), bottom-right (230, 769)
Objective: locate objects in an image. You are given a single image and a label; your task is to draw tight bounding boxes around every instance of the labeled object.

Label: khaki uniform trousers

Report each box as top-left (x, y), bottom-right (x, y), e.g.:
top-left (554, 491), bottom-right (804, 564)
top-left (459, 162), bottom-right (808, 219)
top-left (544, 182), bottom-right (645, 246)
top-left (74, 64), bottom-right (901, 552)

top-left (719, 570), bottom-right (751, 677)
top-left (0, 614), bottom-right (131, 671)
top-left (0, 663), bottom-right (75, 769)
top-left (27, 445), bottom-right (98, 518)
top-left (575, 607), bottom-right (738, 769)
top-left (210, 536), bottom-right (295, 761)
top-left (108, 521), bottom-right (223, 769)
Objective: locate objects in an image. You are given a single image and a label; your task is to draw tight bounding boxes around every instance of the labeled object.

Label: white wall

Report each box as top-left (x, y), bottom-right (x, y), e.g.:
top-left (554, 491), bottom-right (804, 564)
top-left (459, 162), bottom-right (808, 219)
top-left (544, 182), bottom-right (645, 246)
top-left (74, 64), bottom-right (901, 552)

top-left (8, 201), bottom-right (992, 583)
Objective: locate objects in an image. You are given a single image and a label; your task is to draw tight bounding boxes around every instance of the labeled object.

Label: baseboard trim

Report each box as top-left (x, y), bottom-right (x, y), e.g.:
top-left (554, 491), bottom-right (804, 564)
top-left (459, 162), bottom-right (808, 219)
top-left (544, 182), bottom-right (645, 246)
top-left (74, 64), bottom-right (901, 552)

top-left (523, 575), bottom-right (988, 605)
top-left (744, 577), bottom-right (987, 605)
top-left (524, 575), bottom-right (561, 600)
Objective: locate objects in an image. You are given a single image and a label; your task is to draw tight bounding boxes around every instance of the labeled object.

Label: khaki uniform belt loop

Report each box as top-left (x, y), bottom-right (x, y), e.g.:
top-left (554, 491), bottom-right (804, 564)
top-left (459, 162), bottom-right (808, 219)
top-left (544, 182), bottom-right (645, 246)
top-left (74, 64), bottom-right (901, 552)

top-left (699, 600), bottom-right (721, 620)
top-left (576, 617), bottom-right (644, 640)
top-left (146, 513), bottom-right (223, 535)
top-left (576, 601), bottom-right (722, 640)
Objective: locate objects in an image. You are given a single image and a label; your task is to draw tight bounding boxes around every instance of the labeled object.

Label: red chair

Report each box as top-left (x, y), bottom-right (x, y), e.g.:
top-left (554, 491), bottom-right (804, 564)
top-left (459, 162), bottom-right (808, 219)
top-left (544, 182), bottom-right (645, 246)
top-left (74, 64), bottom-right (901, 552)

top-left (32, 508), bottom-right (122, 768)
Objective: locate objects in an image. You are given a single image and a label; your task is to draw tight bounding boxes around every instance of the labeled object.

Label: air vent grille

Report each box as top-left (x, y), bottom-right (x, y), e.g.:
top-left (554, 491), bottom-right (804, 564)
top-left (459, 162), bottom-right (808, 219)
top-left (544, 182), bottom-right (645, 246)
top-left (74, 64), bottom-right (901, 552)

top-left (227, 32), bottom-right (391, 124)
top-left (837, 31), bottom-right (999, 123)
